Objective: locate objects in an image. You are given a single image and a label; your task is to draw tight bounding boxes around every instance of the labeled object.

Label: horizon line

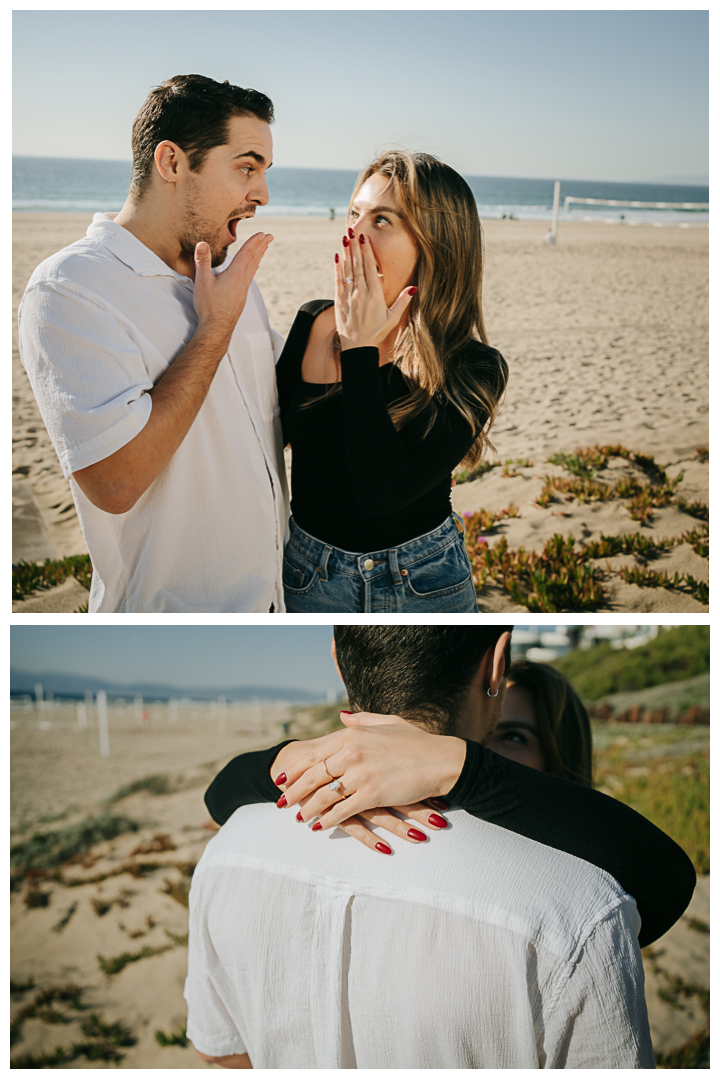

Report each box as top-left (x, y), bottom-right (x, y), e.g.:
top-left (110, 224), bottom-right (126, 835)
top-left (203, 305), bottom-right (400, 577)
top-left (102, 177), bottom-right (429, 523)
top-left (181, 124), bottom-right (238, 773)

top-left (11, 155), bottom-right (710, 189)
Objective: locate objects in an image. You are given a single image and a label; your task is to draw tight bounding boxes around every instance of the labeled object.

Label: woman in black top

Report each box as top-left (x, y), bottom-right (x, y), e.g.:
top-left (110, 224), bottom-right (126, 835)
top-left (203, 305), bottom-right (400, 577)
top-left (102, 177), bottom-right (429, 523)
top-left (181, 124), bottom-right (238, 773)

top-left (276, 152), bottom-right (508, 612)
top-left (205, 716), bottom-right (696, 950)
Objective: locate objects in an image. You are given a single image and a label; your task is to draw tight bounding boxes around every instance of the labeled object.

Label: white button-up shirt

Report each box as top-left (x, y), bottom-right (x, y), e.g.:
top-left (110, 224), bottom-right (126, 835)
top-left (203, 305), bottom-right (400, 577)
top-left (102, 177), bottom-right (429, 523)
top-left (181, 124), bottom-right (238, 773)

top-left (18, 214), bottom-right (289, 612)
top-left (184, 804), bottom-right (655, 1069)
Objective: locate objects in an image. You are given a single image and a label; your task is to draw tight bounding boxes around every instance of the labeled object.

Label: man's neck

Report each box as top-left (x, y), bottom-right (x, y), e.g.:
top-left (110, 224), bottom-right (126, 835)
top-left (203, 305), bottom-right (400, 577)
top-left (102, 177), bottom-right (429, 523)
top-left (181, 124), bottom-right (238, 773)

top-left (114, 195), bottom-right (196, 279)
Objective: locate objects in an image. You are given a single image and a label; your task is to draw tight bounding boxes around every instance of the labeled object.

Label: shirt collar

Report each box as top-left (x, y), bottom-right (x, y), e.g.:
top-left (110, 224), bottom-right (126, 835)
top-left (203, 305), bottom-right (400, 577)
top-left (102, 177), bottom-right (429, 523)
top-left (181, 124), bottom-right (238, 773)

top-left (87, 213), bottom-right (195, 283)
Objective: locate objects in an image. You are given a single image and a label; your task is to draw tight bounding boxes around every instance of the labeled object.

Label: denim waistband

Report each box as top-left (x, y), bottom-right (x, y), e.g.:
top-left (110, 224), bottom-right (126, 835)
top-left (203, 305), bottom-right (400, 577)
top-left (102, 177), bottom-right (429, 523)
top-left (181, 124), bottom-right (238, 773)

top-left (287, 515), bottom-right (465, 583)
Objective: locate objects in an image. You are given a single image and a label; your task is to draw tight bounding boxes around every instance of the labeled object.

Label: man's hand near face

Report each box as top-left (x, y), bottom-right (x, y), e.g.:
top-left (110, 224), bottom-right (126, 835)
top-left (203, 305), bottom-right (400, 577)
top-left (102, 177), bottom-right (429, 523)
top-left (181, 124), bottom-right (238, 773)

top-left (72, 232), bottom-right (272, 515)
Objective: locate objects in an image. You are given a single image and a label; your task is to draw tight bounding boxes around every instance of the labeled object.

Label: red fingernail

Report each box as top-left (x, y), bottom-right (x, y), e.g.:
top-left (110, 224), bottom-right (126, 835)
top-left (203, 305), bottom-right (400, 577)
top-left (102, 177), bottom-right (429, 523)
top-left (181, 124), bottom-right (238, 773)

top-left (312, 822), bottom-right (323, 831)
top-left (407, 828), bottom-right (427, 842)
top-left (276, 794), bottom-right (287, 808)
top-left (408, 287), bottom-right (418, 296)
top-left (274, 773), bottom-right (287, 786)
top-left (342, 236), bottom-right (349, 247)
top-left (359, 234), bottom-right (365, 244)
top-left (375, 842), bottom-right (392, 855)
top-left (296, 811), bottom-right (303, 822)
top-left (428, 814), bottom-right (448, 829)
top-left (429, 798), bottom-right (449, 811)
top-left (348, 227), bottom-right (355, 239)
top-left (340, 710), bottom-right (353, 716)
top-left (334, 253), bottom-right (339, 263)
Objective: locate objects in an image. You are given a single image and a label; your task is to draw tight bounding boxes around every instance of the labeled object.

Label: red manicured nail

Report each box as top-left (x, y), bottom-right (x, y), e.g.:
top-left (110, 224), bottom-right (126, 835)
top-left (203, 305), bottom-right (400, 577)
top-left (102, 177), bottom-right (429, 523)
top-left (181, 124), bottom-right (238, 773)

top-left (274, 773), bottom-right (287, 786)
top-left (428, 814), bottom-right (448, 829)
top-left (375, 842), bottom-right (392, 855)
top-left (408, 286), bottom-right (418, 296)
top-left (312, 822), bottom-right (323, 831)
top-left (276, 794), bottom-right (287, 808)
top-left (340, 710), bottom-right (353, 716)
top-left (428, 798), bottom-right (449, 811)
top-left (334, 252), bottom-right (339, 263)
top-left (348, 227), bottom-right (355, 239)
top-left (407, 828), bottom-right (427, 842)
top-left (342, 236), bottom-right (349, 247)
top-left (296, 811), bottom-right (303, 822)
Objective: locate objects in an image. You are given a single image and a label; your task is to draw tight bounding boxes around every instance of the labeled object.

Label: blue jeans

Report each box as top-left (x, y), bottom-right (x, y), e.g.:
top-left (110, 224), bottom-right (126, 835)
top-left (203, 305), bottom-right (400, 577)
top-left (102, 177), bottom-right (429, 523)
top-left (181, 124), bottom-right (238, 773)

top-left (283, 515), bottom-right (478, 613)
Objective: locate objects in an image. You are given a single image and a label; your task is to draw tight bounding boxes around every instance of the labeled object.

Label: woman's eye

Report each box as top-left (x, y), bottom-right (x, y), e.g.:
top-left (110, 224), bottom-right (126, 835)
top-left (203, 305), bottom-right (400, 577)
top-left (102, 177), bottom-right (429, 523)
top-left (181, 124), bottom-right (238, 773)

top-left (348, 210), bottom-right (359, 220)
top-left (240, 166), bottom-right (253, 175)
top-left (502, 730), bottom-right (527, 745)
top-left (375, 215), bottom-right (390, 225)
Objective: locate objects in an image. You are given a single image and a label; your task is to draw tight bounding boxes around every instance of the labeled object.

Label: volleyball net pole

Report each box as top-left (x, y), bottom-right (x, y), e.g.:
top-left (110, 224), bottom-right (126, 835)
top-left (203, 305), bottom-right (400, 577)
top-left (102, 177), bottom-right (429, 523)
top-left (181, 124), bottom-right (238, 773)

top-left (551, 180), bottom-right (561, 238)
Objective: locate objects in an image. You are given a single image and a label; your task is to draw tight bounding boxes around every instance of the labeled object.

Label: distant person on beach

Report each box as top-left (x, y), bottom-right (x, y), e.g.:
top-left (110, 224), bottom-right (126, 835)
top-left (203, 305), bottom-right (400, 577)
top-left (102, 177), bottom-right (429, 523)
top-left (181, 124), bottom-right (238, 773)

top-left (186, 626), bottom-right (656, 1068)
top-left (18, 74), bottom-right (287, 612)
top-left (276, 152), bottom-right (508, 612)
top-left (543, 228), bottom-right (557, 244)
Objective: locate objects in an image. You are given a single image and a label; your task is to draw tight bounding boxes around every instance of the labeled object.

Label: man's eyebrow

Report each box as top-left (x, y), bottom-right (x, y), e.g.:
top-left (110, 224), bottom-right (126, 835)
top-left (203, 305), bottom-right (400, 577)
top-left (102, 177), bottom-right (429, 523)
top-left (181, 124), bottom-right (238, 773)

top-left (232, 151), bottom-right (272, 168)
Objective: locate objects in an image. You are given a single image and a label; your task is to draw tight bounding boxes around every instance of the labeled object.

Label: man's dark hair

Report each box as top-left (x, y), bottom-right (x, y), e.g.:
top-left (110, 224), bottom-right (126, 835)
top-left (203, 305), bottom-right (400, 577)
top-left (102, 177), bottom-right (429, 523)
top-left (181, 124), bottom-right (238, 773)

top-left (333, 626), bottom-right (513, 735)
top-left (130, 74), bottom-right (274, 200)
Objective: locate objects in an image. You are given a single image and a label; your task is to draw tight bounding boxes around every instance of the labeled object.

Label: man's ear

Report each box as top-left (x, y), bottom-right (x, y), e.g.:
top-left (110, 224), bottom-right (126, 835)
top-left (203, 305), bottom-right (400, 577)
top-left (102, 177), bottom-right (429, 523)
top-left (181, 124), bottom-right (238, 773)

top-left (154, 140), bottom-right (183, 185)
top-left (488, 632), bottom-right (511, 694)
top-left (331, 637), bottom-right (345, 684)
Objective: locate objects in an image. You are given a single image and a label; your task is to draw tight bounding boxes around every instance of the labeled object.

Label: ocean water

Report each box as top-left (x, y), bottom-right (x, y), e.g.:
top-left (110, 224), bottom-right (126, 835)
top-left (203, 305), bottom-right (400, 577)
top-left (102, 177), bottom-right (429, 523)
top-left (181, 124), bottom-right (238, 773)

top-left (13, 156), bottom-right (708, 225)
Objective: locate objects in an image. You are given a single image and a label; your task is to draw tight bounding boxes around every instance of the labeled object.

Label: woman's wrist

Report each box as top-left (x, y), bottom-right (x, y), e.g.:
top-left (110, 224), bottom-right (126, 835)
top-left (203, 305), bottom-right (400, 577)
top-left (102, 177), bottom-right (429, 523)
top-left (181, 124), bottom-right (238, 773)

top-left (435, 736), bottom-right (468, 796)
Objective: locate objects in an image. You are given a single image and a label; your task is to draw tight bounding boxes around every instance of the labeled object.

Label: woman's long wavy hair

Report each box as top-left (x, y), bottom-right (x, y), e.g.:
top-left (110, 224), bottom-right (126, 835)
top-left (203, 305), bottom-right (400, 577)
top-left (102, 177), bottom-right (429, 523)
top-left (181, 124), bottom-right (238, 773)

top-left (313, 151), bottom-right (508, 468)
top-left (507, 660), bottom-right (593, 787)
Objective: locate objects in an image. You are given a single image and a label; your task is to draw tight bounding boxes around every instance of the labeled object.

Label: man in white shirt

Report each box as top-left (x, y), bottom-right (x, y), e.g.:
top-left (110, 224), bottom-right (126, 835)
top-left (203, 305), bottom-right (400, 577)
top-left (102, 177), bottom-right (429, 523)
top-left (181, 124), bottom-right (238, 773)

top-left (18, 74), bottom-right (288, 612)
top-left (184, 626), bottom-right (654, 1069)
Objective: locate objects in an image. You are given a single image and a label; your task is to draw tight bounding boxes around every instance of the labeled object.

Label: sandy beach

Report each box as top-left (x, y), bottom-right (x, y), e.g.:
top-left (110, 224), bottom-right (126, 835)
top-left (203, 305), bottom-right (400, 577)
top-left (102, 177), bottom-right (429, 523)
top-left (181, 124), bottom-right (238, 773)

top-left (10, 701), bottom-right (710, 1067)
top-left (12, 214), bottom-right (708, 612)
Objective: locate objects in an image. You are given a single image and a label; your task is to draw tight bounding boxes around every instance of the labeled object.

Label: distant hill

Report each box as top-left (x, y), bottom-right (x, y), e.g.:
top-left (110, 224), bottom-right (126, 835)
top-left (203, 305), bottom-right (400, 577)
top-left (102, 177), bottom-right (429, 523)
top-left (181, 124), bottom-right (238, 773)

top-left (9, 667), bottom-right (325, 703)
top-left (554, 625), bottom-right (710, 701)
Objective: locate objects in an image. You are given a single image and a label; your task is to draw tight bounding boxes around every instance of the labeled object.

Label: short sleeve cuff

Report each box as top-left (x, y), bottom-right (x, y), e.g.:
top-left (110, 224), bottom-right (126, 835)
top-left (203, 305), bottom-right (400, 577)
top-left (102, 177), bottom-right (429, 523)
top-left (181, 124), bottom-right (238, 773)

top-left (185, 1025), bottom-right (247, 1058)
top-left (60, 393), bottom-right (152, 478)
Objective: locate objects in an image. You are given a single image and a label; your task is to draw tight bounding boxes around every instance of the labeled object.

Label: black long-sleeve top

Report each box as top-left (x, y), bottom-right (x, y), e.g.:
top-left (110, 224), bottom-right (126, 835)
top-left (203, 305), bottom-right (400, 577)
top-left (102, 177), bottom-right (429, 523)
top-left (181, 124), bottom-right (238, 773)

top-left (275, 299), bottom-right (507, 552)
top-left (204, 739), bottom-right (696, 949)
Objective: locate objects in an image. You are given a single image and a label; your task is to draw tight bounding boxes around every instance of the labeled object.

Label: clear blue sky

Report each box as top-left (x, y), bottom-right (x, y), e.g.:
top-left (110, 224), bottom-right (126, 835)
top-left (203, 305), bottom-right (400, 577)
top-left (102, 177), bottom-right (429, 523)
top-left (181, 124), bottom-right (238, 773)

top-left (13, 9), bottom-right (708, 183)
top-left (10, 626), bottom-right (344, 694)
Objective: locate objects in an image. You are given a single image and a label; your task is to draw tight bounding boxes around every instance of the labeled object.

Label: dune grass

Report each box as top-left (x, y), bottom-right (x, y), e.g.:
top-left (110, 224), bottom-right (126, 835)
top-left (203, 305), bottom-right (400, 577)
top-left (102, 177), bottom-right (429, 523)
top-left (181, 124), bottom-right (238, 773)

top-left (11, 813), bottom-right (139, 878)
top-left (555, 625), bottom-right (709, 699)
top-left (592, 726), bottom-right (709, 874)
top-left (12, 554), bottom-right (92, 601)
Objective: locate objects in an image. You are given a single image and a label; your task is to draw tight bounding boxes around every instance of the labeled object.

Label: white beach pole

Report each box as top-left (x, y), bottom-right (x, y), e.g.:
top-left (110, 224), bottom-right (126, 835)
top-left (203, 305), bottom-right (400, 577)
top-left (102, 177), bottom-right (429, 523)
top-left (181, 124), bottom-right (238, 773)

top-left (97, 690), bottom-right (110, 758)
top-left (76, 701), bottom-right (88, 729)
top-left (552, 181), bottom-right (561, 239)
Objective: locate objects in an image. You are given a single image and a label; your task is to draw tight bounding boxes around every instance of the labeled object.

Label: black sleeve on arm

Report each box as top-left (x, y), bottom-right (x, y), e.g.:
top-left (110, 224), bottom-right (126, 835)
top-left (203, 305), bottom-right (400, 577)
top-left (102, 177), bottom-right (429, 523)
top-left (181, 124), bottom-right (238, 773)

top-left (339, 347), bottom-right (480, 515)
top-left (204, 741), bottom-right (296, 826)
top-left (448, 740), bottom-right (696, 948)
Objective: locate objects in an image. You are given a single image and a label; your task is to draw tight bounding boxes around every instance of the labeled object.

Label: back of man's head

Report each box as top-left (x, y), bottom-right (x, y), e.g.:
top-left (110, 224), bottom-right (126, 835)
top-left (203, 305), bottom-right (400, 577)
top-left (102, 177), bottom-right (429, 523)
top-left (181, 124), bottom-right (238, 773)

top-left (130, 73), bottom-right (274, 200)
top-left (333, 626), bottom-right (513, 735)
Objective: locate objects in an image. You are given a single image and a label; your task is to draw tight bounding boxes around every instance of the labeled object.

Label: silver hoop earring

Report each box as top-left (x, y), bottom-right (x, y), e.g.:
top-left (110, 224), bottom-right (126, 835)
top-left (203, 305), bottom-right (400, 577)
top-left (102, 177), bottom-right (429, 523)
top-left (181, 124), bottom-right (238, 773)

top-left (487, 687), bottom-right (499, 698)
